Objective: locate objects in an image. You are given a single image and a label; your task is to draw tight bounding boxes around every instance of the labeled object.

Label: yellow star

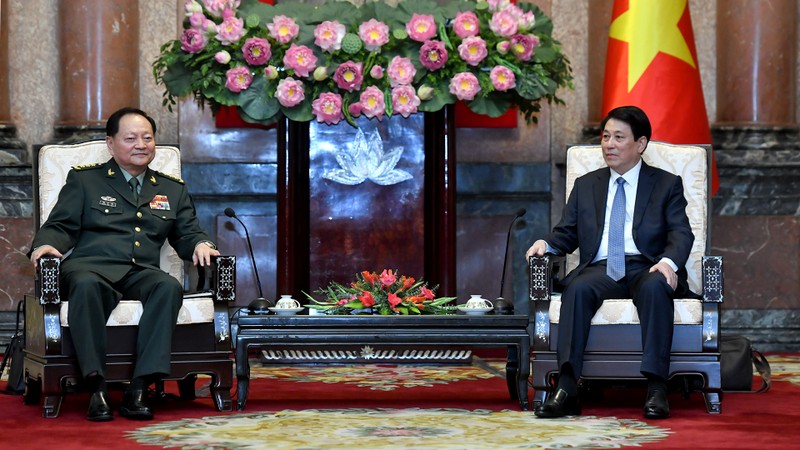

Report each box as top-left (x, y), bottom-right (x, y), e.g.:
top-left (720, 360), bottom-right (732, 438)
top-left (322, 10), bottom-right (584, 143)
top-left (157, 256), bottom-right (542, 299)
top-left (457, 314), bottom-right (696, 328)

top-left (609, 0), bottom-right (696, 92)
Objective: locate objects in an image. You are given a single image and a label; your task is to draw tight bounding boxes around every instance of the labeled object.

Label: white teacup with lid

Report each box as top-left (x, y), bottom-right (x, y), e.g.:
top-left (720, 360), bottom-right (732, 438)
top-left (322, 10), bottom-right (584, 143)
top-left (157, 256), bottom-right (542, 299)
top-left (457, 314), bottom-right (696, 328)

top-left (275, 294), bottom-right (301, 309)
top-left (464, 294), bottom-right (493, 309)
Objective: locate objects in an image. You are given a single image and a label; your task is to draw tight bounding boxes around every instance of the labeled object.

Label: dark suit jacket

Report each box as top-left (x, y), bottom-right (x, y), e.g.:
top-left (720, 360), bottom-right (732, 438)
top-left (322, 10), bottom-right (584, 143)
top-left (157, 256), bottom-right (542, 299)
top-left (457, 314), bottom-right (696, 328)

top-left (32, 159), bottom-right (210, 282)
top-left (546, 161), bottom-right (695, 293)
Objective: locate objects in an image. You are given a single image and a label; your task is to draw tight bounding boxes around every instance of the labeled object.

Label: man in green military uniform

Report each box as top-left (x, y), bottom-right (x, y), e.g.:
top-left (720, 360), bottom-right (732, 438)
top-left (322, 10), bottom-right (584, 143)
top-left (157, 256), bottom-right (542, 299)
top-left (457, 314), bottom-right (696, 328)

top-left (30, 107), bottom-right (220, 422)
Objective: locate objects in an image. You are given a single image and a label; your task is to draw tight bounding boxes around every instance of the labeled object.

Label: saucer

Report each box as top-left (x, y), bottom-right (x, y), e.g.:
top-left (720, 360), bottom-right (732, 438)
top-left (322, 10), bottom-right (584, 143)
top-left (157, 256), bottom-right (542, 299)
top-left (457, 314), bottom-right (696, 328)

top-left (457, 306), bottom-right (493, 315)
top-left (268, 307), bottom-right (304, 316)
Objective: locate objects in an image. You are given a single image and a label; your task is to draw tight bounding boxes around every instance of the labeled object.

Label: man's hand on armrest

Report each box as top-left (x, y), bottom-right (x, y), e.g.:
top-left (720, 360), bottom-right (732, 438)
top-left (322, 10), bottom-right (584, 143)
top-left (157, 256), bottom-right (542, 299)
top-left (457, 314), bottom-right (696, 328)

top-left (193, 241), bottom-right (221, 267)
top-left (525, 239), bottom-right (551, 261)
top-left (30, 245), bottom-right (63, 268)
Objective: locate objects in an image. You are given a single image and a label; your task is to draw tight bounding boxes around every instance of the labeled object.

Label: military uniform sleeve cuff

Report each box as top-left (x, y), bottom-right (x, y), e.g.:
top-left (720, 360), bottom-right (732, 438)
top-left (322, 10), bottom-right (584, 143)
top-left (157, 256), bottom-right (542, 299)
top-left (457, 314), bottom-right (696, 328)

top-left (197, 240), bottom-right (217, 250)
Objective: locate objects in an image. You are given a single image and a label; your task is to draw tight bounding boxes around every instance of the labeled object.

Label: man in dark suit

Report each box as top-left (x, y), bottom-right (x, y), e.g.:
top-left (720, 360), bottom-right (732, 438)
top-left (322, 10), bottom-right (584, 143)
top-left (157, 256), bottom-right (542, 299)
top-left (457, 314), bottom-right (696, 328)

top-left (29, 107), bottom-right (220, 422)
top-left (525, 105), bottom-right (694, 420)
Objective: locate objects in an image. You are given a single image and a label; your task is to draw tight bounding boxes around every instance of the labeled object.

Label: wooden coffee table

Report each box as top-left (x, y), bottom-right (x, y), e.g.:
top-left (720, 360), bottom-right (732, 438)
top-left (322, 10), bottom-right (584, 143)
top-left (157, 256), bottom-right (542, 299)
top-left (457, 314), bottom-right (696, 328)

top-left (234, 314), bottom-right (532, 410)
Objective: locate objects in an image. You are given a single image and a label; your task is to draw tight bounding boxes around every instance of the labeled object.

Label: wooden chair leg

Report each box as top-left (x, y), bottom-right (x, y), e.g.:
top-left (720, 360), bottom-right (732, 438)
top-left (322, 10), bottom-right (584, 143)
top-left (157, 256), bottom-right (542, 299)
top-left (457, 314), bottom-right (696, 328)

top-left (178, 375), bottom-right (198, 401)
top-left (42, 394), bottom-right (63, 418)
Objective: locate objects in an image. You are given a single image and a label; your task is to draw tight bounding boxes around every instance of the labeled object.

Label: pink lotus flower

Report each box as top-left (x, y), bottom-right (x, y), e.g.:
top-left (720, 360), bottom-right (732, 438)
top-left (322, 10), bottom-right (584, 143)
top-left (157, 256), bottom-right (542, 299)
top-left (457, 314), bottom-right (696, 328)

top-left (489, 9), bottom-right (518, 38)
top-left (391, 85), bottom-right (421, 118)
top-left (312, 92), bottom-right (345, 125)
top-left (360, 86), bottom-right (386, 120)
top-left (268, 15), bottom-right (300, 44)
top-left (184, 0), bottom-right (203, 15)
top-left (348, 102), bottom-right (363, 117)
top-left (224, 66), bottom-right (252, 93)
top-left (202, 0), bottom-right (240, 18)
top-left (276, 77), bottom-right (305, 107)
top-left (358, 19), bottom-right (390, 51)
top-left (405, 13), bottom-right (437, 42)
top-left (215, 15), bottom-right (245, 45)
top-left (214, 50), bottom-right (231, 64)
top-left (189, 12), bottom-right (215, 32)
top-left (314, 21), bottom-right (346, 53)
top-left (180, 29), bottom-right (208, 53)
top-left (264, 65), bottom-right (278, 80)
top-left (370, 65), bottom-right (385, 79)
top-left (453, 11), bottom-right (480, 38)
top-left (506, 4), bottom-right (535, 32)
top-left (458, 36), bottom-right (488, 66)
top-left (449, 72), bottom-right (481, 100)
top-left (419, 40), bottom-right (448, 71)
top-left (490, 65), bottom-right (516, 91)
top-left (496, 40), bottom-right (510, 55)
top-left (387, 56), bottom-right (416, 87)
top-left (242, 37), bottom-right (271, 66)
top-left (510, 34), bottom-right (539, 62)
top-left (486, 0), bottom-right (512, 12)
top-left (333, 61), bottom-right (364, 92)
top-left (283, 44), bottom-right (318, 78)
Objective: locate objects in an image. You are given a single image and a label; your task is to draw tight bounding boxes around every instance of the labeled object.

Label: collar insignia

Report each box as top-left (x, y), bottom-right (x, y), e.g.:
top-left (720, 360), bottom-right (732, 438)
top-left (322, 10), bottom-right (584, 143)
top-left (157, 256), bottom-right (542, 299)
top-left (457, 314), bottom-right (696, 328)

top-left (107, 168), bottom-right (115, 176)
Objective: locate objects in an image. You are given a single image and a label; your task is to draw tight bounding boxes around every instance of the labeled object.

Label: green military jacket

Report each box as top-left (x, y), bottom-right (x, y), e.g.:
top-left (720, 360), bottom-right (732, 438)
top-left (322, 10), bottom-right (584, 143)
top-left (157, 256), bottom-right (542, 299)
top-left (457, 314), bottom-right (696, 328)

top-left (33, 159), bottom-right (211, 282)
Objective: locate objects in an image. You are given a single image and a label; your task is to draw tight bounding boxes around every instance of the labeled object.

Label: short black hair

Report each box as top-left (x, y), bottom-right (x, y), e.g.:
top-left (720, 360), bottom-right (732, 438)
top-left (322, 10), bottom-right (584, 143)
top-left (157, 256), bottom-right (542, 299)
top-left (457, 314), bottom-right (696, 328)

top-left (600, 105), bottom-right (652, 142)
top-left (106, 107), bottom-right (157, 137)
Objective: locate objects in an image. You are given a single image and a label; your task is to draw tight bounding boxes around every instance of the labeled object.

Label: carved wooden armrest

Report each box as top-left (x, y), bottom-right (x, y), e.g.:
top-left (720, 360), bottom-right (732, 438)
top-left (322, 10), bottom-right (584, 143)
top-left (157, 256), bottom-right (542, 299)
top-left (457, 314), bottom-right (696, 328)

top-left (529, 255), bottom-right (555, 351)
top-left (209, 255), bottom-right (235, 349)
top-left (35, 256), bottom-right (62, 305)
top-left (701, 256), bottom-right (723, 351)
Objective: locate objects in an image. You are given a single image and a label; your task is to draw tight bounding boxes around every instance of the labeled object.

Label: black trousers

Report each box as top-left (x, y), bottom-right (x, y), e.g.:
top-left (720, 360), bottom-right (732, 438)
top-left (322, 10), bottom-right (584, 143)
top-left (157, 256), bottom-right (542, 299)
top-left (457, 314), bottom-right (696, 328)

top-left (62, 266), bottom-right (183, 379)
top-left (557, 255), bottom-right (676, 380)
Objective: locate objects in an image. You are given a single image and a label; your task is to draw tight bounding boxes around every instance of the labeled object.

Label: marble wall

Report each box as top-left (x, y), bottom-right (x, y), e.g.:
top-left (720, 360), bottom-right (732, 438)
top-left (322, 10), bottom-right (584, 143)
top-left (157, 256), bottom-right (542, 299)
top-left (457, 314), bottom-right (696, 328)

top-left (2, 0), bottom-right (800, 349)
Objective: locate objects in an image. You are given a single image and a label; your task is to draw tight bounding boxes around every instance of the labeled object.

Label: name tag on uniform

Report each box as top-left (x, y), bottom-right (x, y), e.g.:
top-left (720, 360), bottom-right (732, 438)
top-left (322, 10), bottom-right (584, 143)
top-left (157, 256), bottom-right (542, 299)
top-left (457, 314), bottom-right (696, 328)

top-left (99, 195), bottom-right (117, 207)
top-left (150, 195), bottom-right (170, 210)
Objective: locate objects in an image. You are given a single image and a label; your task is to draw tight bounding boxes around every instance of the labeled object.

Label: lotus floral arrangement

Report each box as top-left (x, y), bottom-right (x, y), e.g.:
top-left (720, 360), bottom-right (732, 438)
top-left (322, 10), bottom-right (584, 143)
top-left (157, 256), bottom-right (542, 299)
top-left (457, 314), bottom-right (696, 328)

top-left (154, 0), bottom-right (572, 127)
top-left (305, 269), bottom-right (458, 315)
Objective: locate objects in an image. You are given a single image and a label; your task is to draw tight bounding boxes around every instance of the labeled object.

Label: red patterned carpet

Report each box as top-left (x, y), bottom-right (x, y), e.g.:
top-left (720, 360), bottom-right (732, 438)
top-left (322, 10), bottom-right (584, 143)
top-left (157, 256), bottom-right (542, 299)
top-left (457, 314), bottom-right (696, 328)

top-left (1, 355), bottom-right (799, 449)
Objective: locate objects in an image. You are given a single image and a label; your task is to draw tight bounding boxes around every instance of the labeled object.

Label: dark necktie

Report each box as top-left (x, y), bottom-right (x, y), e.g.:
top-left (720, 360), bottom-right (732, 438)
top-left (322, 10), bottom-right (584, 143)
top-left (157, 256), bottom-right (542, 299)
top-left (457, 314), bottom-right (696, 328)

top-left (607, 177), bottom-right (626, 281)
top-left (129, 177), bottom-right (140, 204)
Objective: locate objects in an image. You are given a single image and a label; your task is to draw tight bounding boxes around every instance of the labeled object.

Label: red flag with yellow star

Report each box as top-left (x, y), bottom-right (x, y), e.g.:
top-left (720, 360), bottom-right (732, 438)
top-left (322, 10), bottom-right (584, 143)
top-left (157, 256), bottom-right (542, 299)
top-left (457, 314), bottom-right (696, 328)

top-left (602, 0), bottom-right (719, 194)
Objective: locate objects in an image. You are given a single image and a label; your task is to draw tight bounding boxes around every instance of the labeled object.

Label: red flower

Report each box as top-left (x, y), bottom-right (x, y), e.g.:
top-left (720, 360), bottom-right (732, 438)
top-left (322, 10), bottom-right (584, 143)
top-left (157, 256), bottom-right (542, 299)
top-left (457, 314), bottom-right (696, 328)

top-left (388, 292), bottom-right (402, 307)
top-left (407, 295), bottom-right (425, 304)
top-left (420, 286), bottom-right (435, 300)
top-left (399, 276), bottom-right (415, 291)
top-left (362, 270), bottom-right (380, 285)
top-left (380, 269), bottom-right (396, 286)
top-left (358, 291), bottom-right (376, 307)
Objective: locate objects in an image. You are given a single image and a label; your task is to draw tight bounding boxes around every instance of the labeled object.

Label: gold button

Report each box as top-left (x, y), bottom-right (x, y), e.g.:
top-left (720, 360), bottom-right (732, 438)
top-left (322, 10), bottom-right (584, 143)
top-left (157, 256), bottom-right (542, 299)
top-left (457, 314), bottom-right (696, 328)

top-left (134, 241), bottom-right (141, 247)
top-left (137, 212), bottom-right (143, 218)
top-left (134, 227), bottom-right (141, 232)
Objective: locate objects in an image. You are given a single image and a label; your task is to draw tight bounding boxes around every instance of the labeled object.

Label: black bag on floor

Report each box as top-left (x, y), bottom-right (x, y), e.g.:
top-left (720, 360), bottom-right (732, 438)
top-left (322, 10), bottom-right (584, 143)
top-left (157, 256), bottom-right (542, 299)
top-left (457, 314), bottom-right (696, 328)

top-left (720, 334), bottom-right (771, 393)
top-left (1, 299), bottom-right (25, 395)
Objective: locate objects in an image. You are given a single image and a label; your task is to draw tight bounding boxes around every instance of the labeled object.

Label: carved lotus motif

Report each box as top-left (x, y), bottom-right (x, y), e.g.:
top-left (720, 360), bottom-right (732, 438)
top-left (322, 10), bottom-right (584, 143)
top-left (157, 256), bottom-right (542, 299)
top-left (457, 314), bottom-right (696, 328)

top-left (323, 128), bottom-right (413, 186)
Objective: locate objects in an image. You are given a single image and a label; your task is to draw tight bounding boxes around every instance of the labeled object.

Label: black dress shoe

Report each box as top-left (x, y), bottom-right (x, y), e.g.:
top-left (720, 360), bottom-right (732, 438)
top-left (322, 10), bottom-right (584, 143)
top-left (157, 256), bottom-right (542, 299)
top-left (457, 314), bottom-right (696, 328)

top-left (534, 389), bottom-right (581, 418)
top-left (120, 388), bottom-right (153, 420)
top-left (643, 389), bottom-right (670, 419)
top-left (87, 390), bottom-right (114, 422)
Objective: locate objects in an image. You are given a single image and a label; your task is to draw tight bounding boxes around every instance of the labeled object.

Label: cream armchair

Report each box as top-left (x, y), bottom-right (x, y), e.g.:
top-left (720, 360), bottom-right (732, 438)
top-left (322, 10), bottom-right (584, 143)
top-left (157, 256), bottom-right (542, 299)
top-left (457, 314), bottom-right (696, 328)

top-left (529, 142), bottom-right (723, 414)
top-left (23, 140), bottom-right (236, 418)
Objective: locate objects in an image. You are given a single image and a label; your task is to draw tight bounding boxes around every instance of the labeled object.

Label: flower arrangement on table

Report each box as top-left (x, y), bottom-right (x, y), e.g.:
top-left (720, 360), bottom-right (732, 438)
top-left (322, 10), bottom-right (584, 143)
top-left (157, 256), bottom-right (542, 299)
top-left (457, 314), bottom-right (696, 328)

top-left (305, 269), bottom-right (458, 315)
top-left (153, 0), bottom-right (572, 127)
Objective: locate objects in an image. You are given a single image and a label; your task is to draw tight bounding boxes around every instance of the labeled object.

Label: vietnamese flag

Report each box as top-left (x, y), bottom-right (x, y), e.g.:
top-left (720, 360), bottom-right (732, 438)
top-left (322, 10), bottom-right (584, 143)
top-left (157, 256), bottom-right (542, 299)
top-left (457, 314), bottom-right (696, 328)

top-left (601, 0), bottom-right (719, 195)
